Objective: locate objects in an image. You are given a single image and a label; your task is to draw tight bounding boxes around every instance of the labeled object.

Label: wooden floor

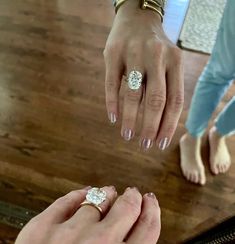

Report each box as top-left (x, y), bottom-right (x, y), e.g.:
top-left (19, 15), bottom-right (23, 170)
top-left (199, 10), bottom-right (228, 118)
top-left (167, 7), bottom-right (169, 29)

top-left (0, 0), bottom-right (235, 243)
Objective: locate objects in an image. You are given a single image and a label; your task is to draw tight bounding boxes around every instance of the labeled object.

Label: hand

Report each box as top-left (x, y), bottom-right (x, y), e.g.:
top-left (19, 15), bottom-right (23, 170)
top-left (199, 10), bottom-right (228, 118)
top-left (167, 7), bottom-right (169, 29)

top-left (15, 186), bottom-right (161, 244)
top-left (104, 0), bottom-right (184, 150)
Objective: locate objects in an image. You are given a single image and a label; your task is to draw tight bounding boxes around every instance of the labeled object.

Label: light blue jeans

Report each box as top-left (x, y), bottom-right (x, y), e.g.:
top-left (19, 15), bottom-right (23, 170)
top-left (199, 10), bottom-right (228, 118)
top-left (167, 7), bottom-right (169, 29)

top-left (186, 0), bottom-right (235, 137)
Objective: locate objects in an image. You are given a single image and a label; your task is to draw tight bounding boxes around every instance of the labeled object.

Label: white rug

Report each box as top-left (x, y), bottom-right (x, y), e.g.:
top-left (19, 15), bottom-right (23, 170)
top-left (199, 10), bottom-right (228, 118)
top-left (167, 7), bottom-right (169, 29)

top-left (179, 0), bottom-right (226, 54)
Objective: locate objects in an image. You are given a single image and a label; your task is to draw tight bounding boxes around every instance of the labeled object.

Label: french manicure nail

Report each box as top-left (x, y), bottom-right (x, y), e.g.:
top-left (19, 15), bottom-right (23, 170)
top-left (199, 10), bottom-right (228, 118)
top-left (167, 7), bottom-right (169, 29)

top-left (141, 138), bottom-right (153, 150)
top-left (123, 129), bottom-right (133, 141)
top-left (159, 137), bottom-right (169, 150)
top-left (147, 192), bottom-right (156, 199)
top-left (109, 113), bottom-right (116, 124)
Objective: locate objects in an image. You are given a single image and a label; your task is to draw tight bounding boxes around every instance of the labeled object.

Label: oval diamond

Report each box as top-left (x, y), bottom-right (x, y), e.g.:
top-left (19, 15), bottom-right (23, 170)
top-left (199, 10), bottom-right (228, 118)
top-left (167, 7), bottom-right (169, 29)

top-left (86, 187), bottom-right (107, 205)
top-left (128, 70), bottom-right (143, 90)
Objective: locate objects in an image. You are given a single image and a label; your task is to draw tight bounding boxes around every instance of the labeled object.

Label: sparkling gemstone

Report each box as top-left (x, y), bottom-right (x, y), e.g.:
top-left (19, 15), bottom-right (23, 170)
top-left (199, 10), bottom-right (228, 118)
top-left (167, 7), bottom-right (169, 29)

top-left (128, 70), bottom-right (143, 90)
top-left (86, 188), bottom-right (107, 205)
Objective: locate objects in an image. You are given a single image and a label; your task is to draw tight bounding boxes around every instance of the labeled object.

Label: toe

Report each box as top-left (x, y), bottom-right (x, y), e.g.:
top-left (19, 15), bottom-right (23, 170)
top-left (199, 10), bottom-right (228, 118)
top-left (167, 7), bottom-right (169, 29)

top-left (215, 164), bottom-right (220, 174)
top-left (189, 173), bottom-right (193, 182)
top-left (189, 173), bottom-right (194, 183)
top-left (222, 164), bottom-right (226, 173)
top-left (218, 164), bottom-right (224, 173)
top-left (199, 171), bottom-right (206, 185)
top-left (186, 172), bottom-right (191, 181)
top-left (192, 172), bottom-right (197, 184)
top-left (210, 162), bottom-right (219, 175)
top-left (194, 173), bottom-right (199, 184)
top-left (224, 162), bottom-right (231, 173)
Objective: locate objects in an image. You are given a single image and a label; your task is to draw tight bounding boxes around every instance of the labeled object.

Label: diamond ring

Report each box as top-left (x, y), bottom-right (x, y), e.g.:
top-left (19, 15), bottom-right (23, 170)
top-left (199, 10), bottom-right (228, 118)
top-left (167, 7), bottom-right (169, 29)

top-left (128, 70), bottom-right (143, 91)
top-left (80, 187), bottom-right (107, 214)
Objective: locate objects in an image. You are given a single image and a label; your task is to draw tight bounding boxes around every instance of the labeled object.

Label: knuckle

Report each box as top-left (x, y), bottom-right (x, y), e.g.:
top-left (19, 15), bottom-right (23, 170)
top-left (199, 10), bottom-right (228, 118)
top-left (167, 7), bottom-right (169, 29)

top-left (147, 90), bottom-right (166, 111)
top-left (126, 90), bottom-right (141, 103)
top-left (164, 124), bottom-right (176, 136)
top-left (139, 212), bottom-right (159, 231)
top-left (106, 79), bottom-right (118, 92)
top-left (171, 46), bottom-right (183, 62)
top-left (148, 41), bottom-right (164, 59)
top-left (128, 40), bottom-right (143, 58)
top-left (168, 92), bottom-right (184, 111)
top-left (145, 39), bottom-right (165, 65)
top-left (128, 39), bottom-right (142, 50)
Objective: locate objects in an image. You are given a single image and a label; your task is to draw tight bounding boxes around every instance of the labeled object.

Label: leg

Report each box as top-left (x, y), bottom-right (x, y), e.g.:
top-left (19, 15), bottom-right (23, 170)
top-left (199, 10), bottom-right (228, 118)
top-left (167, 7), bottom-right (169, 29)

top-left (209, 96), bottom-right (235, 174)
top-left (180, 0), bottom-right (235, 185)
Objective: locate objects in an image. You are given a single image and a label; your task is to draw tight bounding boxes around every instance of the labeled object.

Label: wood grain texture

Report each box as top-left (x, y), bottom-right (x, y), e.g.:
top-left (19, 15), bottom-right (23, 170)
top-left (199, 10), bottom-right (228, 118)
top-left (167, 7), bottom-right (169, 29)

top-left (0, 0), bottom-right (234, 243)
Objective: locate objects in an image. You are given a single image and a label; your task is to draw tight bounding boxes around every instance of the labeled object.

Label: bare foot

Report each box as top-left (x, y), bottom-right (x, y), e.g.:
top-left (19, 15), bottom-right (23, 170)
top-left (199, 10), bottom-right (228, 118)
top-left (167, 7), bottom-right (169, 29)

top-left (180, 133), bottom-right (206, 185)
top-left (209, 126), bottom-right (231, 175)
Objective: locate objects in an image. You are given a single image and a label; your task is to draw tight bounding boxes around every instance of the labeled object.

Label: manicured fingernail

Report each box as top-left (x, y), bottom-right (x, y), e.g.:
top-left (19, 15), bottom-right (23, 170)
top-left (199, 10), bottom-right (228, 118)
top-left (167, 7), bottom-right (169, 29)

top-left (141, 138), bottom-right (153, 150)
top-left (131, 186), bottom-right (139, 192)
top-left (147, 192), bottom-right (156, 199)
top-left (109, 113), bottom-right (116, 124)
top-left (123, 129), bottom-right (133, 141)
top-left (125, 186), bottom-right (139, 192)
top-left (159, 137), bottom-right (169, 150)
top-left (84, 186), bottom-right (92, 190)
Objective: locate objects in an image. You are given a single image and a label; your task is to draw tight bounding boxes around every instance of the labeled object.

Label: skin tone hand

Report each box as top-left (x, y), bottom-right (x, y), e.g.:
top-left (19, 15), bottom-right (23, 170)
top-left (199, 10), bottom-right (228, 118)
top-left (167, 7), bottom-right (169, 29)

top-left (104, 0), bottom-right (184, 151)
top-left (15, 186), bottom-right (161, 244)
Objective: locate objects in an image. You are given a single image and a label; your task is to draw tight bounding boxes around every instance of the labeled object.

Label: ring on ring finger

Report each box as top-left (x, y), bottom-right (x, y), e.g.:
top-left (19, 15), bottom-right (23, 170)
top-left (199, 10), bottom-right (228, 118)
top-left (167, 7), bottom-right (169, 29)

top-left (80, 187), bottom-right (107, 215)
top-left (127, 70), bottom-right (143, 91)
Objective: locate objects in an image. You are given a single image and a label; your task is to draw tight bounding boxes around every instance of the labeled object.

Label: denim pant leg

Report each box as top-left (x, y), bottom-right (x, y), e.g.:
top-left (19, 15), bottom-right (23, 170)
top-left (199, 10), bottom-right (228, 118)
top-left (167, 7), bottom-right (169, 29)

top-left (186, 0), bottom-right (235, 137)
top-left (215, 96), bottom-right (235, 136)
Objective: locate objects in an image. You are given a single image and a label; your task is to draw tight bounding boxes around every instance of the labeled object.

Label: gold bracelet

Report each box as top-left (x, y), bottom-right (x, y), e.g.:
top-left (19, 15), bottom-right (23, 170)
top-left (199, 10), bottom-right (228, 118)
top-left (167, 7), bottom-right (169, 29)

top-left (140, 0), bottom-right (165, 22)
top-left (115, 0), bottom-right (128, 13)
top-left (115, 0), bottom-right (165, 22)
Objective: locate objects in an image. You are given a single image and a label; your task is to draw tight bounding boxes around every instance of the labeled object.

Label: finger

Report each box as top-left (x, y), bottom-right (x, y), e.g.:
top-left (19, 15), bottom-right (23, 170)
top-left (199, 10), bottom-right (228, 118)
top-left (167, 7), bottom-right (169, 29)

top-left (156, 48), bottom-right (184, 150)
top-left (104, 45), bottom-right (123, 124)
top-left (140, 65), bottom-right (166, 151)
top-left (38, 187), bottom-right (90, 224)
top-left (127, 193), bottom-right (161, 244)
top-left (121, 44), bottom-right (144, 141)
top-left (121, 69), bottom-right (144, 141)
top-left (67, 186), bottom-right (117, 227)
top-left (101, 187), bottom-right (142, 242)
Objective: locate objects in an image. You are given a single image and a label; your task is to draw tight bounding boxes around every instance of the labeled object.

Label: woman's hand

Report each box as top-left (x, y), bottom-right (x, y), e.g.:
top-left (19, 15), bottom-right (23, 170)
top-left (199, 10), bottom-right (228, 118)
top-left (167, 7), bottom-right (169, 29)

top-left (15, 186), bottom-right (161, 244)
top-left (104, 0), bottom-right (184, 150)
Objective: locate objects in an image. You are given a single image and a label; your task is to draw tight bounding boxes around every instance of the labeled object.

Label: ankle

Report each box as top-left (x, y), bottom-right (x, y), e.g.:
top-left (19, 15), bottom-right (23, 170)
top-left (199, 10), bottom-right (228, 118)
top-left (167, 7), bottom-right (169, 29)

top-left (184, 132), bottom-right (201, 144)
top-left (210, 126), bottom-right (225, 140)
